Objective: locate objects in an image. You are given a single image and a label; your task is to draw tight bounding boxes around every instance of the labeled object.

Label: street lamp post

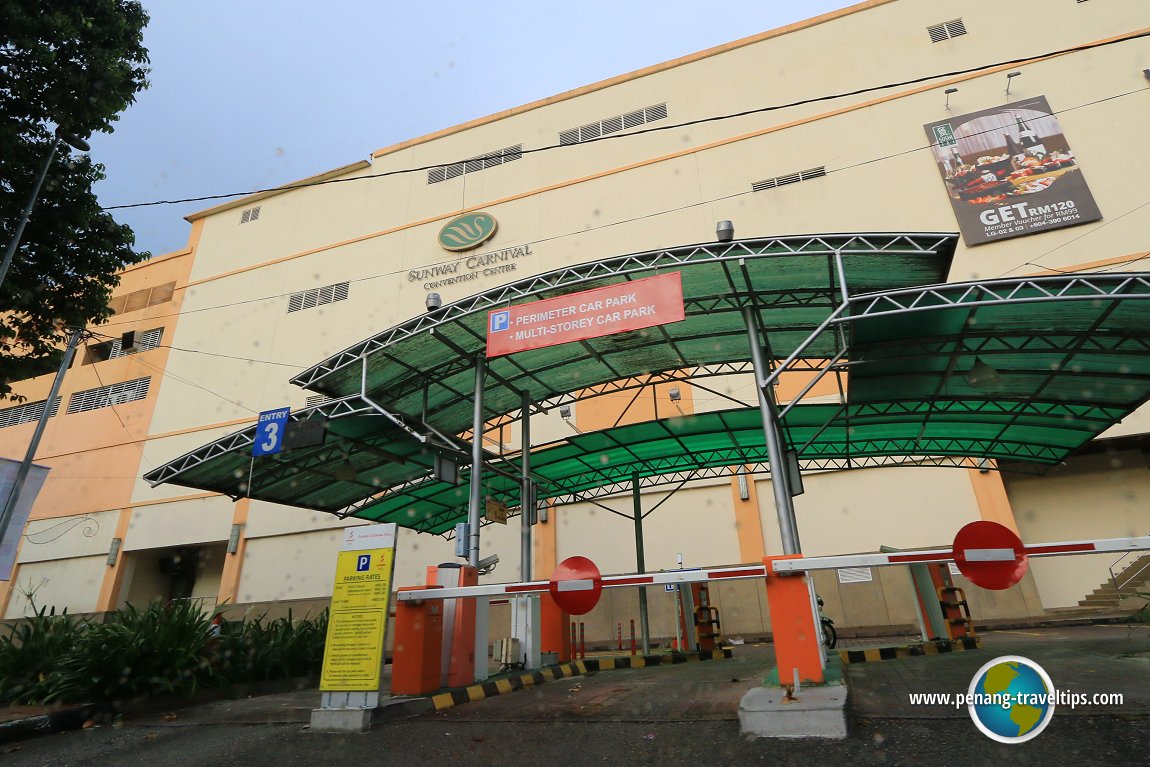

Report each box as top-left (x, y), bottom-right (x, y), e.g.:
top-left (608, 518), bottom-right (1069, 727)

top-left (0, 127), bottom-right (92, 293)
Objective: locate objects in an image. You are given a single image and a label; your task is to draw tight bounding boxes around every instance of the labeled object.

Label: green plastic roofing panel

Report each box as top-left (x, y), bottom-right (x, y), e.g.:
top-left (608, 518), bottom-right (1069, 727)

top-left (289, 234), bottom-right (958, 436)
top-left (144, 247), bottom-right (1150, 536)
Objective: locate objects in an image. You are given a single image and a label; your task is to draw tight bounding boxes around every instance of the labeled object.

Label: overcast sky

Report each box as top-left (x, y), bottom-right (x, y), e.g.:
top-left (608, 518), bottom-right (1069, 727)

top-left (88, 1), bottom-right (858, 257)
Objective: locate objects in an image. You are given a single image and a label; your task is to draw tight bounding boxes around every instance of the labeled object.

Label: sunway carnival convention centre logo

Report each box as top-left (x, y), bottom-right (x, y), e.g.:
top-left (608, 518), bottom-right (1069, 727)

top-left (966, 656), bottom-right (1056, 743)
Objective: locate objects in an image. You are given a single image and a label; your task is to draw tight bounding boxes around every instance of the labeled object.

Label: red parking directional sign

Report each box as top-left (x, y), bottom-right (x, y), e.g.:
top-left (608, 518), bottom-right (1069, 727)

top-left (953, 521), bottom-right (1029, 590)
top-left (549, 556), bottom-right (603, 615)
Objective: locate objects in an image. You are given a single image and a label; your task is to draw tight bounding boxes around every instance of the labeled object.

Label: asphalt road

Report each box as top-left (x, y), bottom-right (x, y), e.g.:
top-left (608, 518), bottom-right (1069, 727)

top-left (3, 625), bottom-right (1147, 766)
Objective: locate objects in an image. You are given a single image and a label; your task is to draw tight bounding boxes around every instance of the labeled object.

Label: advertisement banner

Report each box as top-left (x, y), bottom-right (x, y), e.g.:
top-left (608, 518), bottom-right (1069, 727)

top-left (319, 524), bottom-right (397, 692)
top-left (0, 458), bottom-right (50, 581)
top-left (923, 96), bottom-right (1101, 246)
top-left (486, 271), bottom-right (685, 357)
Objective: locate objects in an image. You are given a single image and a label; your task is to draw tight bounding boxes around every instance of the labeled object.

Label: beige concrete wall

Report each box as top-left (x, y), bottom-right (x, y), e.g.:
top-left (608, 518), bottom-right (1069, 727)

top-left (17, 510), bottom-right (120, 564)
top-left (785, 466), bottom-right (983, 556)
top-left (1005, 450), bottom-right (1150, 608)
top-left (4, 556), bottom-right (107, 618)
top-left (237, 529), bottom-right (345, 603)
top-left (125, 495), bottom-right (233, 550)
top-left (554, 482), bottom-right (742, 576)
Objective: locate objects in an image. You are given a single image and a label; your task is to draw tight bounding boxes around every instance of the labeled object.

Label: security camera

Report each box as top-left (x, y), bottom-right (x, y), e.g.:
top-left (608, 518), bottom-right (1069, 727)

top-left (426, 292), bottom-right (442, 312)
top-left (478, 553), bottom-right (499, 575)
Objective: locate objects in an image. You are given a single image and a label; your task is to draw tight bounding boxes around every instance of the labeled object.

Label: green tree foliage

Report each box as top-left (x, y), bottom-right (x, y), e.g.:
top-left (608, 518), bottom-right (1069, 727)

top-left (0, 1), bottom-right (151, 396)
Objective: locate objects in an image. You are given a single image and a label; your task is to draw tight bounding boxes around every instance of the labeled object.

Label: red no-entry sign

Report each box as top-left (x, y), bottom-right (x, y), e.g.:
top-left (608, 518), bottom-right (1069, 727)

top-left (549, 556), bottom-right (603, 615)
top-left (953, 521), bottom-right (1029, 590)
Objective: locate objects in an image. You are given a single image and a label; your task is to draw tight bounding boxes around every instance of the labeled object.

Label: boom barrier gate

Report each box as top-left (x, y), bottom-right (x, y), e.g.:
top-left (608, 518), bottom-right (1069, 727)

top-left (394, 534), bottom-right (1150, 688)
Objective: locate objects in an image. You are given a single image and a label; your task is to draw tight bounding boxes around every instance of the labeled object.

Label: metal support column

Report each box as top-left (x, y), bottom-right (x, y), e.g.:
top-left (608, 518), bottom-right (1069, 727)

top-left (742, 306), bottom-right (801, 555)
top-left (632, 473), bottom-right (651, 655)
top-left (520, 390), bottom-right (532, 582)
top-left (468, 355), bottom-right (486, 568)
top-left (0, 327), bottom-right (82, 549)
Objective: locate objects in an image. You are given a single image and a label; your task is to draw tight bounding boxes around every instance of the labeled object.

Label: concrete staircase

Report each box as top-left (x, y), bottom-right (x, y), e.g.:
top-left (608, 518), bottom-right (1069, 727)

top-left (1077, 554), bottom-right (1150, 609)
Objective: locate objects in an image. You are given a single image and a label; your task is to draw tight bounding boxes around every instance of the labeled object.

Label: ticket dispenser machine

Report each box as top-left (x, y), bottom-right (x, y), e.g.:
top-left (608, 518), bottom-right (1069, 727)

top-left (429, 563), bottom-right (478, 688)
top-left (391, 585), bottom-right (444, 695)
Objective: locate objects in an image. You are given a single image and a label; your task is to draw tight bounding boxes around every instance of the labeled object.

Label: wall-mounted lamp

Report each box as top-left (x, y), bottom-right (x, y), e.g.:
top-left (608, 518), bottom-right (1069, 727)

top-left (1005, 71), bottom-right (1022, 96)
top-left (944, 87), bottom-right (958, 110)
top-left (716, 220), bottom-right (734, 243)
top-left (106, 537), bottom-right (122, 566)
top-left (227, 523), bottom-right (244, 554)
top-left (539, 505), bottom-right (549, 523)
top-left (668, 386), bottom-right (686, 416)
top-left (977, 457), bottom-right (993, 475)
top-left (1143, 69), bottom-right (1150, 81)
top-left (425, 292), bottom-right (442, 312)
top-left (737, 472), bottom-right (750, 501)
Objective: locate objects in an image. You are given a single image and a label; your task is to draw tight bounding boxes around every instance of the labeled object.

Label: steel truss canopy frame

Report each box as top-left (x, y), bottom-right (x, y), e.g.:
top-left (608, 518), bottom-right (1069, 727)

top-left (144, 232), bottom-right (1150, 536)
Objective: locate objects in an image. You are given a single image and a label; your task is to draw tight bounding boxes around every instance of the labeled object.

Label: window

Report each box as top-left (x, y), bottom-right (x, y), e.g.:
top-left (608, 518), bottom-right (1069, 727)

top-left (427, 145), bottom-right (523, 184)
top-left (287, 282), bottom-right (350, 313)
top-left (85, 327), bottom-right (163, 364)
top-left (67, 377), bottom-right (152, 414)
top-left (240, 206), bottom-right (261, 224)
top-left (0, 398), bottom-right (60, 429)
top-left (560, 103), bottom-right (669, 145)
top-left (108, 282), bottom-right (176, 316)
top-left (928, 19), bottom-right (966, 43)
top-left (752, 166), bottom-right (826, 192)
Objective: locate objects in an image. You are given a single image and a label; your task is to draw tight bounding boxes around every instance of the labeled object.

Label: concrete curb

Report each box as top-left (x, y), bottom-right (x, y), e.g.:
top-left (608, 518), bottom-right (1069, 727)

top-left (430, 648), bottom-right (734, 711)
top-left (0, 704), bottom-right (94, 746)
top-left (839, 636), bottom-right (982, 665)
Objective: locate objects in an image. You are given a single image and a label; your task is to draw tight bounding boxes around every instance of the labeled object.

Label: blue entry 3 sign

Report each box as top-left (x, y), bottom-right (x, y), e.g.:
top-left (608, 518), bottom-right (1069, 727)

top-left (252, 407), bottom-right (290, 456)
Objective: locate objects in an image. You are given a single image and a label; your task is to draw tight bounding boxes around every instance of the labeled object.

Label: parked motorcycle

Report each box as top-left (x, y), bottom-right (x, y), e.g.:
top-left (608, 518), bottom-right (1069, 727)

top-left (817, 595), bottom-right (837, 650)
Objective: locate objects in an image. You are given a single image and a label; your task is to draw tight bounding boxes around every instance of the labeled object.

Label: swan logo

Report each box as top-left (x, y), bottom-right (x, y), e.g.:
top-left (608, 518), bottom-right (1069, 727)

top-left (438, 212), bottom-right (498, 252)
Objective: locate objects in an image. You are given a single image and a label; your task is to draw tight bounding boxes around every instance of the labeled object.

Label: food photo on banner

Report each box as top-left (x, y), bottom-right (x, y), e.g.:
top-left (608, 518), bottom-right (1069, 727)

top-left (923, 95), bottom-right (1102, 246)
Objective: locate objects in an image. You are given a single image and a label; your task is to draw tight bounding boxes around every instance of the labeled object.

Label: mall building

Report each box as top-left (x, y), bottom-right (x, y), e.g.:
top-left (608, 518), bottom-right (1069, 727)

top-left (2, 0), bottom-right (1149, 643)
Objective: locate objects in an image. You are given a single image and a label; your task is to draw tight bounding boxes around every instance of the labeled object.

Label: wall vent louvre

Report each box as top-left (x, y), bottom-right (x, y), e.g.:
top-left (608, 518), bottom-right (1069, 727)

top-left (240, 206), bottom-right (261, 224)
top-left (305, 394), bottom-right (333, 408)
top-left (0, 398), bottom-right (61, 429)
top-left (928, 18), bottom-right (966, 43)
top-left (752, 166), bottom-right (826, 193)
top-left (108, 282), bottom-right (177, 316)
top-left (67, 377), bottom-right (151, 414)
top-left (287, 281), bottom-right (351, 314)
top-left (427, 144), bottom-right (523, 185)
top-left (837, 566), bottom-right (873, 584)
top-left (560, 103), bottom-right (668, 146)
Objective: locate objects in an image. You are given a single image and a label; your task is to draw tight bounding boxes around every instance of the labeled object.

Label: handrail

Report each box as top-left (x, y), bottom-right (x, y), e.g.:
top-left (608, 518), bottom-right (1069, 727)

top-left (1109, 537), bottom-right (1150, 594)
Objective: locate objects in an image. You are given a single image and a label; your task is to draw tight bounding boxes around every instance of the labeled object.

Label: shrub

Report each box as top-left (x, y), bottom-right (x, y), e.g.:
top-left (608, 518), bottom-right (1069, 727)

top-left (0, 607), bottom-right (85, 705)
top-left (213, 609), bottom-right (328, 683)
top-left (51, 600), bottom-right (216, 704)
top-left (0, 602), bottom-right (329, 705)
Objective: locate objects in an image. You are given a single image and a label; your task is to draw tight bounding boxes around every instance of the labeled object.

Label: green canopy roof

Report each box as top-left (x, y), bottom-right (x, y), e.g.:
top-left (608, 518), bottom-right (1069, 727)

top-left (289, 233), bottom-right (958, 435)
top-left (144, 233), bottom-right (1150, 535)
